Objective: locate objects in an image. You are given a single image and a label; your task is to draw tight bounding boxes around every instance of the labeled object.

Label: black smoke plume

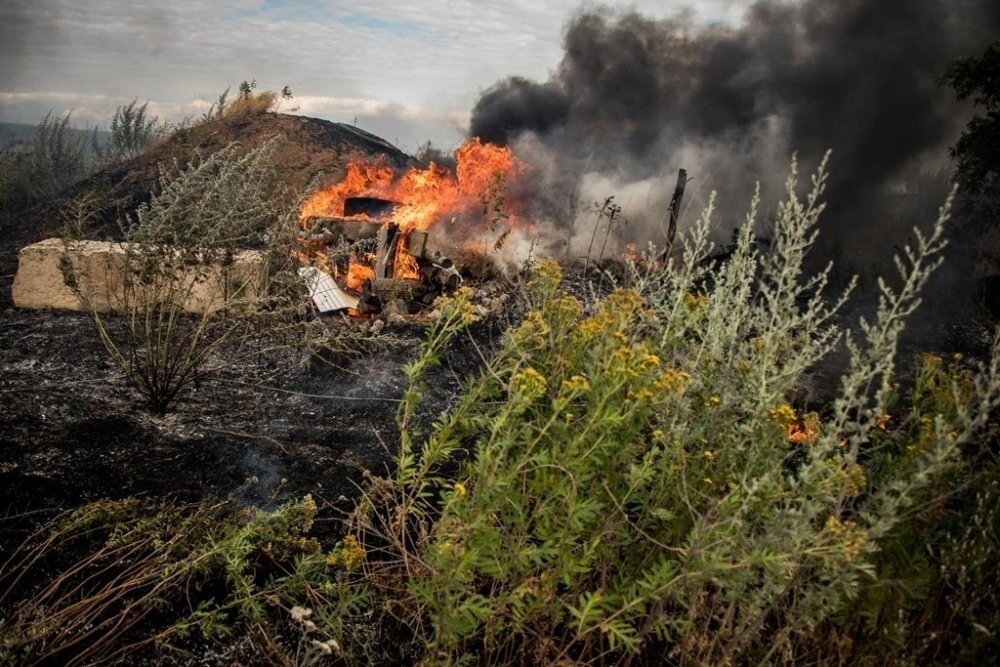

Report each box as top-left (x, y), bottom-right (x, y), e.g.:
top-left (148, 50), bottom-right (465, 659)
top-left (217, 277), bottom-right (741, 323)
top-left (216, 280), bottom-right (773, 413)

top-left (471, 0), bottom-right (1000, 282)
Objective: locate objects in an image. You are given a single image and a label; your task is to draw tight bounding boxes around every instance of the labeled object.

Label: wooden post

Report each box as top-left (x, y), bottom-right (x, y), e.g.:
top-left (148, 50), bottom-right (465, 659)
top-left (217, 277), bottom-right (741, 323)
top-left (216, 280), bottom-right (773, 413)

top-left (375, 223), bottom-right (399, 279)
top-left (665, 168), bottom-right (687, 258)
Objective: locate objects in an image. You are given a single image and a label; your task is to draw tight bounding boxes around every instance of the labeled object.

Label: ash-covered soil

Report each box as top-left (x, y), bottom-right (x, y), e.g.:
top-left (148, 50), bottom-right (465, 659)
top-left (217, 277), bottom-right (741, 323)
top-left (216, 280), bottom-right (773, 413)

top-left (0, 301), bottom-right (509, 547)
top-left (0, 276), bottom-right (515, 538)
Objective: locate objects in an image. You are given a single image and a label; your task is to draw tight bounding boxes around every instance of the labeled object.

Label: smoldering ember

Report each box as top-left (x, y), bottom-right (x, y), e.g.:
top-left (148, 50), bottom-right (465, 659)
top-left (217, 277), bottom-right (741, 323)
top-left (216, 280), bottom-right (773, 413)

top-left (1, 2), bottom-right (999, 666)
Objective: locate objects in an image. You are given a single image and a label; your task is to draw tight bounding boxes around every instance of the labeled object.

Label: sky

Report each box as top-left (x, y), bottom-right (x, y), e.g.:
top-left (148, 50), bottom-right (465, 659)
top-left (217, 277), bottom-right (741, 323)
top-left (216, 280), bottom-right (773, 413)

top-left (0, 0), bottom-right (751, 152)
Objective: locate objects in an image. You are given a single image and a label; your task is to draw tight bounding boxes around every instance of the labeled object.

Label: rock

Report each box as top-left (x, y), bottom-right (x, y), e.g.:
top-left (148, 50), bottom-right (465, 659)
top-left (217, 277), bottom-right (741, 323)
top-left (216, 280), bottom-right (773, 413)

top-left (12, 238), bottom-right (266, 315)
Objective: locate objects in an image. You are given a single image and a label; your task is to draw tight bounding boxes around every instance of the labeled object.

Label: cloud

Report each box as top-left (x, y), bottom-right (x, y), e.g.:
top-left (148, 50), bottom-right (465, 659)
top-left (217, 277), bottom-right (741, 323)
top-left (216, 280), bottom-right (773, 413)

top-left (0, 91), bottom-right (213, 129)
top-left (0, 88), bottom-right (468, 150)
top-left (0, 1), bottom-right (753, 149)
top-left (291, 95), bottom-right (470, 148)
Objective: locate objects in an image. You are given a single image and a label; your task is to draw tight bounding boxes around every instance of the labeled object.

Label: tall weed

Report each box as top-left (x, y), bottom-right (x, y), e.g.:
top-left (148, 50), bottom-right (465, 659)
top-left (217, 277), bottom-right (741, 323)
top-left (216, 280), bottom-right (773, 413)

top-left (61, 137), bottom-right (305, 413)
top-left (0, 111), bottom-right (90, 225)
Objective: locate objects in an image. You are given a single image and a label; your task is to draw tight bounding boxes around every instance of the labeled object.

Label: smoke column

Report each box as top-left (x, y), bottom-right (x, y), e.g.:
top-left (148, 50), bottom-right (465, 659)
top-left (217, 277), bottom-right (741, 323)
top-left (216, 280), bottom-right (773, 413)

top-left (471, 0), bottom-right (1000, 270)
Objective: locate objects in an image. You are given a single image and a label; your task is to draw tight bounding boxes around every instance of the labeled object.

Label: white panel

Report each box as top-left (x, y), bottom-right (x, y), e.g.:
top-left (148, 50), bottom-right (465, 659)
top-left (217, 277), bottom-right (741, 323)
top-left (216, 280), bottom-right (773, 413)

top-left (298, 267), bottom-right (359, 312)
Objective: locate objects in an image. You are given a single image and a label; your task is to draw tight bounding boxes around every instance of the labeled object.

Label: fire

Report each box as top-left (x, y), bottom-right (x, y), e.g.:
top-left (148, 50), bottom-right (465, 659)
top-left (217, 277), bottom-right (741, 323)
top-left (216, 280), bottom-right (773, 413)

top-left (393, 236), bottom-right (420, 280)
top-left (344, 257), bottom-right (375, 292)
top-left (620, 242), bottom-right (642, 263)
top-left (299, 137), bottom-right (526, 233)
top-left (296, 138), bottom-right (527, 314)
top-left (788, 412), bottom-right (820, 445)
top-left (299, 162), bottom-right (395, 221)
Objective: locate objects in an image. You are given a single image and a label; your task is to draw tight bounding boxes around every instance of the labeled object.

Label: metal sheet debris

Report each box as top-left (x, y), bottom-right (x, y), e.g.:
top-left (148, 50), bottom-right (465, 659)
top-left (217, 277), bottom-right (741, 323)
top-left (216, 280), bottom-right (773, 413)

top-left (298, 267), bottom-right (359, 313)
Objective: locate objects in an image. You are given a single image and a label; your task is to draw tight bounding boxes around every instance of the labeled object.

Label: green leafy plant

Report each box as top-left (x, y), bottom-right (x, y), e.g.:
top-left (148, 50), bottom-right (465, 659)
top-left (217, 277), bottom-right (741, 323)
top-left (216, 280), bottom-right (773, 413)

top-left (102, 98), bottom-right (167, 163)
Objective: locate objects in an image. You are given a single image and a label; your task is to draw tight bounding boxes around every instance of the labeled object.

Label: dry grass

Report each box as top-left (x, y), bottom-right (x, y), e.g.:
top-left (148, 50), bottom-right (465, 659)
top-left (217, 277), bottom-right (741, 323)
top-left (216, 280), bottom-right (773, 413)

top-left (222, 91), bottom-right (278, 118)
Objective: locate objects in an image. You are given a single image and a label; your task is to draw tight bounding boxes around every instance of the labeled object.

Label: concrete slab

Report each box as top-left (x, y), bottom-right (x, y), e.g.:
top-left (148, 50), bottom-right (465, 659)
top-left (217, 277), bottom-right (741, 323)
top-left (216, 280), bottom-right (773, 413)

top-left (12, 238), bottom-right (266, 315)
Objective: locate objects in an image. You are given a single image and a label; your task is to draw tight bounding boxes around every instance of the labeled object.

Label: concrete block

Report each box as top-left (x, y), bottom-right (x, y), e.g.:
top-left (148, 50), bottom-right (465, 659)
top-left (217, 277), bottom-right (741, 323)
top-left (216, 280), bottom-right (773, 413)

top-left (12, 238), bottom-right (266, 315)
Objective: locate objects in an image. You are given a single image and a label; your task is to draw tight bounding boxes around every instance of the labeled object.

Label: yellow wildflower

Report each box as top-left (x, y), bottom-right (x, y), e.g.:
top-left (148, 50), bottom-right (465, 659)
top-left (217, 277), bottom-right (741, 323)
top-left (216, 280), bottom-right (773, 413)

top-left (326, 535), bottom-right (366, 570)
top-left (682, 292), bottom-right (708, 315)
top-left (561, 375), bottom-right (590, 394)
top-left (511, 366), bottom-right (548, 401)
top-left (628, 388), bottom-right (655, 403)
top-left (824, 516), bottom-right (869, 562)
top-left (769, 404), bottom-right (797, 428)
top-left (654, 369), bottom-right (691, 394)
top-left (842, 463), bottom-right (867, 497)
top-left (550, 295), bottom-right (582, 320)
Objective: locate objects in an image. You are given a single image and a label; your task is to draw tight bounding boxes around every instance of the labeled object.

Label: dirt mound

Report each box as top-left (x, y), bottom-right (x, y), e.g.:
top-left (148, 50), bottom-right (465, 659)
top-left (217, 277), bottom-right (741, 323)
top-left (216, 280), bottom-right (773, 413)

top-left (107, 111), bottom-right (410, 201)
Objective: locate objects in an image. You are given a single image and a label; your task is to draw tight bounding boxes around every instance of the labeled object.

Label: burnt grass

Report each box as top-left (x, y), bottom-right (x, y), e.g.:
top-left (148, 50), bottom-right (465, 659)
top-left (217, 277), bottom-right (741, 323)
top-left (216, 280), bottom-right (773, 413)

top-left (0, 281), bottom-right (512, 545)
top-left (1, 245), bottom-right (992, 546)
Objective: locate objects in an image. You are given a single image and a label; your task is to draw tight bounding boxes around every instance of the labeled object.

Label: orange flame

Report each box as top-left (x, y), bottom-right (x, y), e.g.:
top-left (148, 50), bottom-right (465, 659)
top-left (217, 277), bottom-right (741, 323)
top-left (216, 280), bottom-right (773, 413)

top-left (393, 236), bottom-right (421, 280)
top-left (620, 242), bottom-right (642, 263)
top-left (788, 412), bottom-right (820, 445)
top-left (296, 138), bottom-right (528, 309)
top-left (299, 138), bottom-right (526, 233)
top-left (299, 162), bottom-right (394, 221)
top-left (343, 258), bottom-right (375, 292)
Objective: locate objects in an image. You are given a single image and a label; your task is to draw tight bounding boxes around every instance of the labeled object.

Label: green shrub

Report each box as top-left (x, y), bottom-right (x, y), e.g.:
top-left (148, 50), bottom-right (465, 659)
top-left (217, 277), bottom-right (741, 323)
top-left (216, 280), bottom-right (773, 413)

top-left (345, 157), bottom-right (1000, 665)
top-left (61, 137), bottom-right (304, 413)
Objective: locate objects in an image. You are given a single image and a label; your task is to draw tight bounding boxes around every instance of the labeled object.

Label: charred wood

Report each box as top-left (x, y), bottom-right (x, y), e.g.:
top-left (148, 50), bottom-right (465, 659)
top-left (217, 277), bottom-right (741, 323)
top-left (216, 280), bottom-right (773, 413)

top-left (343, 196), bottom-right (396, 219)
top-left (376, 224), bottom-right (400, 279)
top-left (365, 277), bottom-right (429, 302)
top-left (665, 168), bottom-right (688, 257)
top-left (299, 217), bottom-right (382, 241)
top-left (420, 262), bottom-right (462, 290)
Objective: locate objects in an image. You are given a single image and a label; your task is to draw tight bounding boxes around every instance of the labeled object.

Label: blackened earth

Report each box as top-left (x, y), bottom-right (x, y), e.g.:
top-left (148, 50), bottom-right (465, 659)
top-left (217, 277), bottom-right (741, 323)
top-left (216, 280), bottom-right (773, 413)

top-left (0, 300), bottom-right (508, 545)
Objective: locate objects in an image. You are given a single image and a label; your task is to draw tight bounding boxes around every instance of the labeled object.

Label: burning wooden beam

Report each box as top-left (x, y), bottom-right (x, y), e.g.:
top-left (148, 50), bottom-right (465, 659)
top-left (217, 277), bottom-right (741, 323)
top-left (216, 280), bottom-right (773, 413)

top-left (296, 191), bottom-right (465, 316)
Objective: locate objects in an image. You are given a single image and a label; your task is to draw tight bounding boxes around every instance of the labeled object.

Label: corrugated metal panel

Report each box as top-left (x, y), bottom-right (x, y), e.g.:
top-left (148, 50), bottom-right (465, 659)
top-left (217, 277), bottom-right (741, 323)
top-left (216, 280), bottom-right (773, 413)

top-left (297, 267), bottom-right (359, 312)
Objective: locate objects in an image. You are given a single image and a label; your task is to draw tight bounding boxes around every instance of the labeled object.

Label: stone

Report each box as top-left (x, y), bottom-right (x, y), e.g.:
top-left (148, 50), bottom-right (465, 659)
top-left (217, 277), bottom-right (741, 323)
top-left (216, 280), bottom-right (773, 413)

top-left (12, 238), bottom-right (266, 315)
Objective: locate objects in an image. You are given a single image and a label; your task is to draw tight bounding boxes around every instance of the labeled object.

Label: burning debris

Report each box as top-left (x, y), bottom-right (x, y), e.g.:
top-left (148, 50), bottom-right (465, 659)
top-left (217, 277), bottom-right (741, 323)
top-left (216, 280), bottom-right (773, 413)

top-left (296, 138), bottom-right (528, 316)
top-left (298, 206), bottom-right (462, 315)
